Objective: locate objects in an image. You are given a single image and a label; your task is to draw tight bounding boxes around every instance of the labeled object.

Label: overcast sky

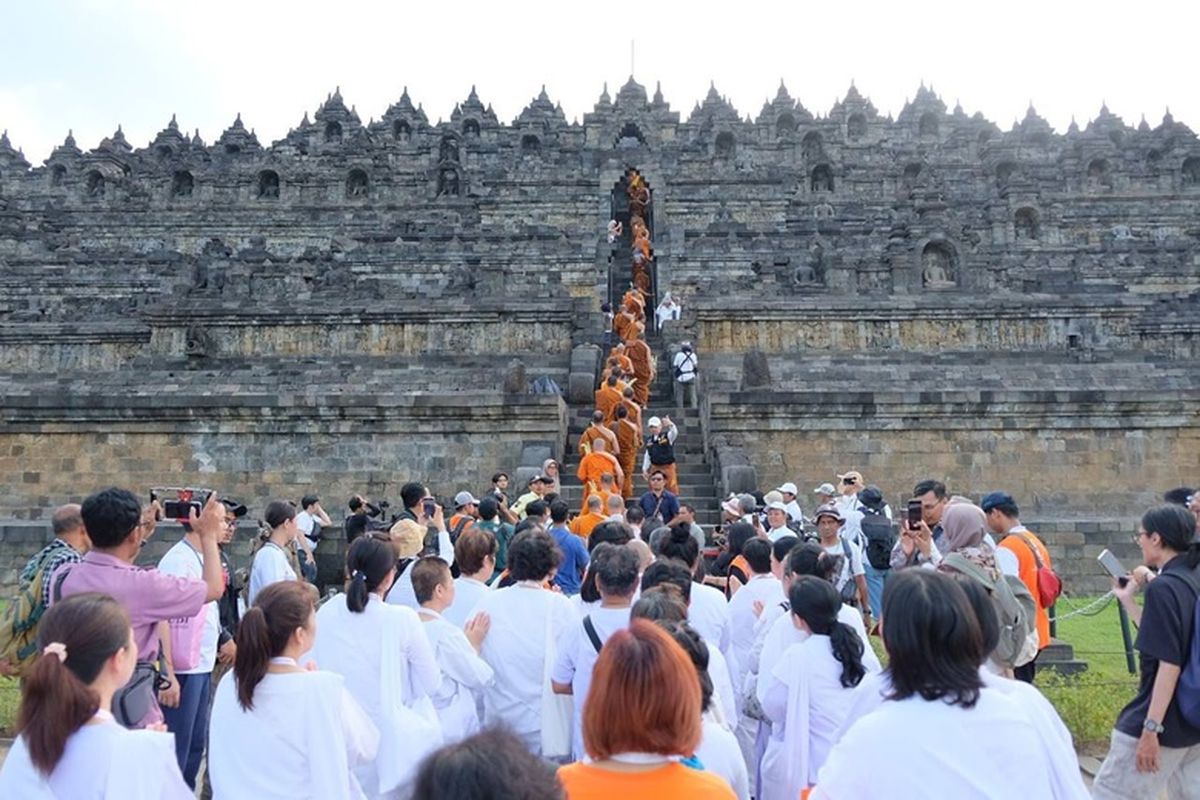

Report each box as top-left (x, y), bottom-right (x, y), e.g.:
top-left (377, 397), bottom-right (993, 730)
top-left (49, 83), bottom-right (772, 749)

top-left (1, 0), bottom-right (1195, 164)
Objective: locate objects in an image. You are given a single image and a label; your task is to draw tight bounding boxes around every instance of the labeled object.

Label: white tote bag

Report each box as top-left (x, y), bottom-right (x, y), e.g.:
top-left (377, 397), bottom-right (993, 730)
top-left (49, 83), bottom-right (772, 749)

top-left (539, 605), bottom-right (573, 759)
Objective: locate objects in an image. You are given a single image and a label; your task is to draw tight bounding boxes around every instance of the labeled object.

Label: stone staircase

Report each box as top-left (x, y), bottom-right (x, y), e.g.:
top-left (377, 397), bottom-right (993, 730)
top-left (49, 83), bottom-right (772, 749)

top-left (1037, 637), bottom-right (1089, 676)
top-left (559, 331), bottom-right (722, 528)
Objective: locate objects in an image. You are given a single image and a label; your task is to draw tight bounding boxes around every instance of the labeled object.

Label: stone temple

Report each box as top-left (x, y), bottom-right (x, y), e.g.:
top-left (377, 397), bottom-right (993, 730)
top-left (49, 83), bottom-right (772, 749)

top-left (0, 77), bottom-right (1197, 593)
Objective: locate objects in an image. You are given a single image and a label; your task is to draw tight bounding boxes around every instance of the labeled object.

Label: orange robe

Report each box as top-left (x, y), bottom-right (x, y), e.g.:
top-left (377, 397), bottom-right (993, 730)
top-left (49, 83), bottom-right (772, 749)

top-left (626, 339), bottom-right (654, 407)
top-left (577, 451), bottom-right (623, 509)
top-left (579, 422), bottom-right (619, 457)
top-left (613, 312), bottom-right (637, 342)
top-left (611, 418), bottom-right (642, 497)
top-left (620, 398), bottom-right (643, 428)
top-left (609, 353), bottom-right (635, 375)
top-left (569, 511), bottom-right (609, 540)
top-left (594, 385), bottom-right (623, 423)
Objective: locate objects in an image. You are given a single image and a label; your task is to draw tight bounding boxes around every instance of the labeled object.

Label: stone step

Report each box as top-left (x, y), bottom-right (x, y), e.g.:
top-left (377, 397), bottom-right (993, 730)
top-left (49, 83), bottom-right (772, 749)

top-left (1036, 638), bottom-right (1090, 677)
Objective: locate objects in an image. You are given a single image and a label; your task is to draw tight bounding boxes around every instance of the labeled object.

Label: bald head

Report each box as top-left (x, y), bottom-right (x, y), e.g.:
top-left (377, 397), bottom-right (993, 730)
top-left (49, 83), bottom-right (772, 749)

top-left (592, 438), bottom-right (607, 453)
top-left (606, 375), bottom-right (618, 387)
top-left (606, 494), bottom-right (625, 515)
top-left (587, 494), bottom-right (602, 512)
top-left (623, 386), bottom-right (634, 399)
top-left (592, 410), bottom-right (604, 424)
top-left (628, 539), bottom-right (653, 571)
top-left (52, 504), bottom-right (89, 551)
top-left (600, 472), bottom-right (615, 487)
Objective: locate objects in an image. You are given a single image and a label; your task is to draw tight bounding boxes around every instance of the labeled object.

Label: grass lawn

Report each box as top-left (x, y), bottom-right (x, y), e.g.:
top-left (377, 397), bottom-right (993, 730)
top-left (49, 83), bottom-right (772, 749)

top-left (1036, 593), bottom-right (1141, 751)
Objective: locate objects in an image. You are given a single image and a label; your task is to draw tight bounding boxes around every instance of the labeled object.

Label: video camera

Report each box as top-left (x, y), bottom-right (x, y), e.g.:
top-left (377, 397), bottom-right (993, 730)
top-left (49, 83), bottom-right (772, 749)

top-left (151, 487), bottom-right (215, 522)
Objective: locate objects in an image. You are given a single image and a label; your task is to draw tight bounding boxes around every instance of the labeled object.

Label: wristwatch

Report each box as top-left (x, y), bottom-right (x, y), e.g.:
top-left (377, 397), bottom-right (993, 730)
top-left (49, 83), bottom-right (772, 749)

top-left (1143, 718), bottom-right (1165, 734)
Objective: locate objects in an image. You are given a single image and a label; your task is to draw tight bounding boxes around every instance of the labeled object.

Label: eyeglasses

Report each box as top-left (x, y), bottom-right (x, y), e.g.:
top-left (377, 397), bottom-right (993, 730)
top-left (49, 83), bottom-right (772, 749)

top-left (1132, 530), bottom-right (1147, 545)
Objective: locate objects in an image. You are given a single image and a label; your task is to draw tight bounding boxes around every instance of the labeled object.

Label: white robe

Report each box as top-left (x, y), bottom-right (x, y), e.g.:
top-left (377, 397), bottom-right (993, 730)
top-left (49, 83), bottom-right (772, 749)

top-left (760, 635), bottom-right (877, 800)
top-left (812, 687), bottom-right (1057, 800)
top-left (311, 596), bottom-right (442, 799)
top-left (444, 577), bottom-right (490, 628)
top-left (756, 604), bottom-right (880, 800)
top-left (836, 670), bottom-right (1088, 800)
top-left (696, 715), bottom-right (751, 800)
top-left (473, 583), bottom-right (579, 752)
top-left (418, 608), bottom-right (495, 744)
top-left (551, 604), bottom-right (632, 760)
top-left (0, 715), bottom-right (192, 800)
top-left (209, 670), bottom-right (379, 800)
top-left (727, 574), bottom-right (784, 770)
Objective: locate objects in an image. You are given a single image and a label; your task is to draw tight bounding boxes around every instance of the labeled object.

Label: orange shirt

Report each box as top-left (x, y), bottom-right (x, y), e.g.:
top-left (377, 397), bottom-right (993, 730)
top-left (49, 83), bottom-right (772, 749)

top-left (998, 528), bottom-right (1053, 650)
top-left (580, 423), bottom-right (619, 456)
top-left (569, 511), bottom-right (608, 540)
top-left (557, 762), bottom-right (735, 800)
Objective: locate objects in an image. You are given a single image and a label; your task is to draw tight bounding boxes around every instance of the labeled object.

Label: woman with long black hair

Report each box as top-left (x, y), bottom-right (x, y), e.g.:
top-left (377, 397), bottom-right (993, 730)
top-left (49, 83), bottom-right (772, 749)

top-left (759, 576), bottom-right (873, 800)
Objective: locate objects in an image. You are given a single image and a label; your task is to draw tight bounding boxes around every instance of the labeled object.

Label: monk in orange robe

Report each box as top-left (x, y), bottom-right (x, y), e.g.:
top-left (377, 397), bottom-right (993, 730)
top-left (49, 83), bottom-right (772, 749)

top-left (620, 387), bottom-right (643, 426)
top-left (569, 494), bottom-right (608, 540)
top-left (594, 375), bottom-right (624, 423)
top-left (613, 309), bottom-right (637, 342)
top-left (610, 404), bottom-right (642, 498)
top-left (608, 344), bottom-right (635, 377)
top-left (577, 439), bottom-right (622, 510)
top-left (626, 332), bottom-right (654, 407)
top-left (579, 409), bottom-right (619, 457)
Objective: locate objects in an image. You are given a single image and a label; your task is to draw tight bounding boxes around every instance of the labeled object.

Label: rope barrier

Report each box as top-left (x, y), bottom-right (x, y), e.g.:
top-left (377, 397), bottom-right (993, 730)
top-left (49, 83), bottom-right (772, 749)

top-left (1053, 592), bottom-right (1116, 621)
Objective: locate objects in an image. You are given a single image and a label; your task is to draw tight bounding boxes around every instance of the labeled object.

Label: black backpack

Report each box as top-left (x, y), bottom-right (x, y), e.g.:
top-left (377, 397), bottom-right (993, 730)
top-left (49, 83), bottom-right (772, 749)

top-left (859, 508), bottom-right (896, 570)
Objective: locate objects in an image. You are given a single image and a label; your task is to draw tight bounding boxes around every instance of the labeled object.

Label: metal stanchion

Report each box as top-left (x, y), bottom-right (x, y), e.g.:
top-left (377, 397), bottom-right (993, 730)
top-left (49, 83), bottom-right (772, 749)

top-left (1117, 602), bottom-right (1137, 675)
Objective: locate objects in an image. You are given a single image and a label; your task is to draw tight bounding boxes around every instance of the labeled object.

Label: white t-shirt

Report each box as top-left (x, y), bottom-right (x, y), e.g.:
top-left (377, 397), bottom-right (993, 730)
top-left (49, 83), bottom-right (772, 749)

top-left (688, 581), bottom-right (733, 654)
top-left (767, 526), bottom-right (794, 543)
top-left (672, 350), bottom-right (697, 383)
top-left (295, 510), bottom-right (316, 538)
top-left (157, 539), bottom-right (220, 674)
top-left (248, 542), bottom-right (296, 606)
top-left (551, 604), bottom-right (632, 759)
top-left (474, 584), bottom-right (579, 752)
top-left (728, 574), bottom-right (785, 687)
top-left (821, 536), bottom-right (865, 595)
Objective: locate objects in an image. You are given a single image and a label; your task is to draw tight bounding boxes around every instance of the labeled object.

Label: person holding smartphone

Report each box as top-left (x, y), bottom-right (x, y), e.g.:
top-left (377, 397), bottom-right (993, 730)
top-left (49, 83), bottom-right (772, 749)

top-left (889, 497), bottom-right (942, 570)
top-left (385, 483), bottom-right (455, 610)
top-left (1093, 504), bottom-right (1200, 798)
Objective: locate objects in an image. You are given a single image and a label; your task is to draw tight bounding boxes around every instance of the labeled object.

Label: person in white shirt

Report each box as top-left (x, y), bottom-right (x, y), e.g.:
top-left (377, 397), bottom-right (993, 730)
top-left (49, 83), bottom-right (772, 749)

top-left (655, 292), bottom-right (681, 331)
top-left (248, 501), bottom-right (301, 606)
top-left (292, 494), bottom-right (327, 578)
top-left (158, 523), bottom-right (223, 787)
top-left (664, 621), bottom-right (750, 800)
top-left (414, 556), bottom-right (495, 745)
top-left (552, 543), bottom-right (640, 760)
top-left (726, 538), bottom-right (785, 774)
top-left (775, 482), bottom-right (804, 525)
top-left (385, 496), bottom-right (456, 610)
top-left (753, 542), bottom-right (879, 800)
top-left (811, 570), bottom-right (1057, 800)
top-left (473, 530), bottom-right (579, 755)
top-left (813, 503), bottom-right (870, 618)
top-left (0, 594), bottom-right (192, 800)
top-left (444, 527), bottom-right (496, 628)
top-left (760, 577), bottom-right (876, 800)
top-left (671, 341), bottom-right (697, 411)
top-left (832, 470), bottom-right (864, 516)
top-left (763, 501), bottom-right (794, 542)
top-left (310, 536), bottom-right (442, 798)
top-left (210, 580), bottom-right (379, 800)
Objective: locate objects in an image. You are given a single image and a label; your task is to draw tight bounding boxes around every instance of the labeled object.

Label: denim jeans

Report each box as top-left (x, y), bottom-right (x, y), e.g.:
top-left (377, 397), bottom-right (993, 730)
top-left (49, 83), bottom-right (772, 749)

top-left (863, 560), bottom-right (888, 619)
top-left (160, 670), bottom-right (212, 788)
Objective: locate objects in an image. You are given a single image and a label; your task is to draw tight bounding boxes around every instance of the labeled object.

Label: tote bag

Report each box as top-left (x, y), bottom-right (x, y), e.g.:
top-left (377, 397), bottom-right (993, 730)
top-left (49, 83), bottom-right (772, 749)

top-left (540, 607), bottom-right (573, 758)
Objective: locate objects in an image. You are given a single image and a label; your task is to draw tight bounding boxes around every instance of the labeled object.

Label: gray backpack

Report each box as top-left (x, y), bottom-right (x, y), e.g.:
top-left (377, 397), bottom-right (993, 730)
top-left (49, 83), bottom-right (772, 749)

top-left (942, 553), bottom-right (1039, 669)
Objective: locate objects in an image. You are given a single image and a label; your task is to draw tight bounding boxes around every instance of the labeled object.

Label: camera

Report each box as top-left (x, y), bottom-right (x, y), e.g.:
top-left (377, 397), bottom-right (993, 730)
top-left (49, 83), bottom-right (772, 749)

top-left (153, 487), bottom-right (214, 520)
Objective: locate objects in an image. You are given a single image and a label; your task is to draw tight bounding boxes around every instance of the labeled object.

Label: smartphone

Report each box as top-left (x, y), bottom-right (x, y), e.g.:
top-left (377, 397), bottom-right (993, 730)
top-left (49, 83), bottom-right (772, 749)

top-left (422, 498), bottom-right (437, 518)
top-left (1097, 549), bottom-right (1129, 587)
top-left (906, 499), bottom-right (923, 529)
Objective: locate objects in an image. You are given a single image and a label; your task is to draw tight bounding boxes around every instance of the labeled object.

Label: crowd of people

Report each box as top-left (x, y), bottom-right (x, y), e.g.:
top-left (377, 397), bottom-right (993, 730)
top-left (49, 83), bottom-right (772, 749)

top-left (0, 474), bottom-right (1197, 798)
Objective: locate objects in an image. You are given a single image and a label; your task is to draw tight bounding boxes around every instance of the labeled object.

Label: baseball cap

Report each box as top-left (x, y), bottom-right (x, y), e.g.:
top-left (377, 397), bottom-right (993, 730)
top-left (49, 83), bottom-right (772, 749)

top-left (813, 482), bottom-right (836, 496)
top-left (837, 471), bottom-right (864, 486)
top-left (529, 474), bottom-right (552, 485)
top-left (766, 501), bottom-right (788, 513)
top-left (813, 503), bottom-right (845, 524)
top-left (454, 491), bottom-right (480, 508)
top-left (980, 491), bottom-right (1015, 513)
top-left (219, 497), bottom-right (248, 518)
top-left (647, 416), bottom-right (662, 428)
top-left (776, 482), bottom-right (799, 496)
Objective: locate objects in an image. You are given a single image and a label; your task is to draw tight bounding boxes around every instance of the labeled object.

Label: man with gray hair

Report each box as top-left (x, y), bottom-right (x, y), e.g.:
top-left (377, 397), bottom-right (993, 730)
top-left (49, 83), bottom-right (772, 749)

top-left (0, 504), bottom-right (91, 676)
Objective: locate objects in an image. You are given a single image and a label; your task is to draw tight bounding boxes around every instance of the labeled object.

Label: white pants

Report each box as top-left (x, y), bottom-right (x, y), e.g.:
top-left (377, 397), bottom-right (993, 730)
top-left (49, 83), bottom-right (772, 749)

top-left (1092, 729), bottom-right (1200, 799)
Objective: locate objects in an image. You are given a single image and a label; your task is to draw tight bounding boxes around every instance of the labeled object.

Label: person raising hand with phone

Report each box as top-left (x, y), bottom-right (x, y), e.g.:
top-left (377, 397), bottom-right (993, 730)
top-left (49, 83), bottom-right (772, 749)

top-left (890, 499), bottom-right (943, 570)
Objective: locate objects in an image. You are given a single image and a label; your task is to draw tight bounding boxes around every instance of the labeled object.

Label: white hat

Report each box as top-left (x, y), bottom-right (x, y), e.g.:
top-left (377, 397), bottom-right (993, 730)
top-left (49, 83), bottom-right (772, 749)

top-left (766, 501), bottom-right (788, 512)
top-left (776, 482), bottom-right (799, 496)
top-left (454, 491), bottom-right (480, 508)
top-left (814, 482), bottom-right (836, 495)
top-left (647, 416), bottom-right (662, 428)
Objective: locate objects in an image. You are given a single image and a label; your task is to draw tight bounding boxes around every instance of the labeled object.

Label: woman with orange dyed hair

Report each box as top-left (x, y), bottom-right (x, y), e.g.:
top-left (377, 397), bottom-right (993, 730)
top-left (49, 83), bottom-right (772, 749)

top-left (556, 620), bottom-right (734, 799)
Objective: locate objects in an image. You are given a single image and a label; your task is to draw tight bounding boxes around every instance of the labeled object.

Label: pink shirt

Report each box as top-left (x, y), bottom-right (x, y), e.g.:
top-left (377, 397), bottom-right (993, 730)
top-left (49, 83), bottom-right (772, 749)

top-left (53, 550), bottom-right (207, 657)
